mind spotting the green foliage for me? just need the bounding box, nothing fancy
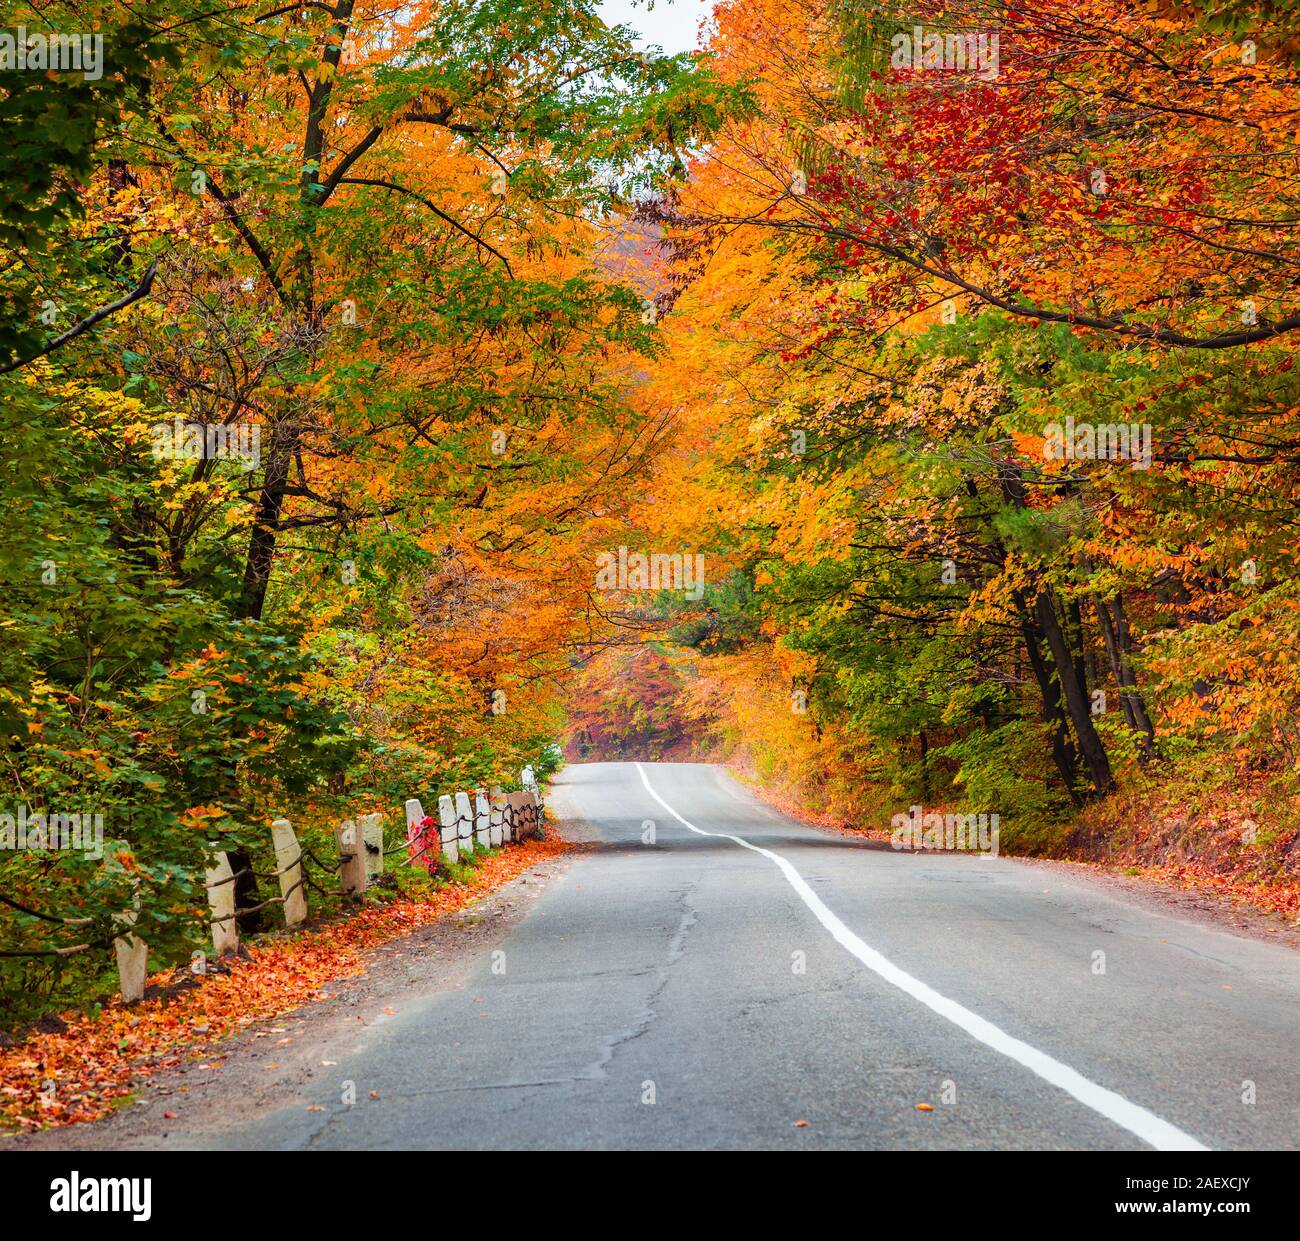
[1,0,743,1021]
[936,723,1074,852]
[0,367,360,1013]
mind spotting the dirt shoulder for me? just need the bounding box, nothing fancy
[2,836,577,1147]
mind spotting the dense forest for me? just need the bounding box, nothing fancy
[571,0,1300,904]
[4,0,1299,1031]
[0,0,737,1020]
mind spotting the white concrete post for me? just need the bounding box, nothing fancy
[454,791,474,852]
[506,792,525,840]
[360,812,384,879]
[271,818,308,927]
[205,852,239,956]
[336,819,366,896]
[521,765,537,795]
[114,903,148,1004]
[490,791,510,844]
[474,790,493,849]
[438,795,459,864]
[404,798,427,872]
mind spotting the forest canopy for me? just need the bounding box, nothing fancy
[4,0,1300,1018]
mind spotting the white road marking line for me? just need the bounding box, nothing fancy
[635,762,1209,1152]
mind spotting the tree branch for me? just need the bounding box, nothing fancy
[0,260,158,375]
[336,177,513,275]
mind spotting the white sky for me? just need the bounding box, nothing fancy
[597,0,715,54]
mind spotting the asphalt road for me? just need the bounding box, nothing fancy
[146,761,1300,1150]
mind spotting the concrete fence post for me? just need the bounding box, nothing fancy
[490,790,510,844]
[205,852,239,956]
[271,818,308,927]
[506,792,527,841]
[337,819,367,896]
[404,798,429,872]
[475,790,493,849]
[438,795,459,865]
[360,812,384,880]
[454,791,474,852]
[114,896,148,1004]
[481,790,501,847]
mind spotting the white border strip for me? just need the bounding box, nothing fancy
[635,762,1209,1152]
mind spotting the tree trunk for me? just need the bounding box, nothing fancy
[1034,587,1114,794]
[1093,591,1156,756]
[1110,591,1157,751]
[995,469,1113,796]
[107,159,135,269]
[226,846,264,935]
[1016,600,1083,806]
[237,435,292,620]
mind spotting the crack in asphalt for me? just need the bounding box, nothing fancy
[1161,940,1232,967]
[302,880,702,1146]
[738,979,850,1017]
[578,881,700,1081]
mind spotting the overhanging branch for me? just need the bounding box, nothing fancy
[0,260,158,375]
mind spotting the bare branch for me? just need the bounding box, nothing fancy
[337,177,513,275]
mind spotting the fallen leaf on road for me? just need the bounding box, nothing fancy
[915,1103,934,1112]
[793,1119,809,1128]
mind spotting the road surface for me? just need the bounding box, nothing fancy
[63,762,1300,1150]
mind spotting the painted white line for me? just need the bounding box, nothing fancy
[634,762,1209,1152]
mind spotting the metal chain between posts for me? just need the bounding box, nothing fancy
[229,871,310,917]
[0,938,114,958]
[386,797,543,872]
[0,892,96,926]
[203,866,251,889]
[391,810,469,870]
[304,871,337,898]
[2,791,544,961]
[0,894,130,957]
